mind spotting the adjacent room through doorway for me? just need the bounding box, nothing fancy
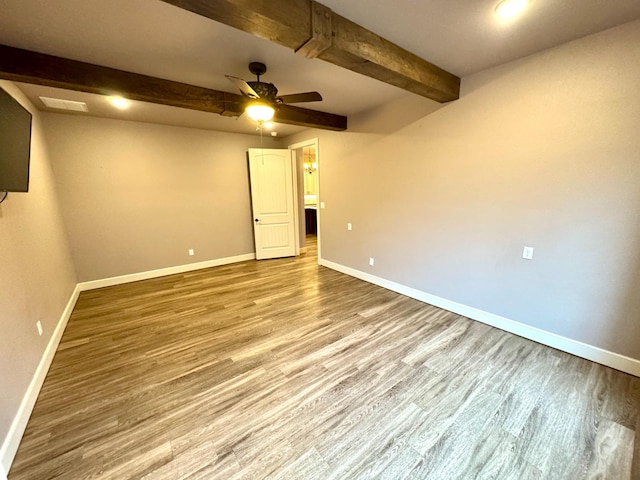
[290,138,319,260]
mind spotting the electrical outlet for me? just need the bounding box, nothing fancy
[36,321,43,336]
[188,248,195,256]
[522,246,534,260]
[347,223,352,231]
[369,257,375,266]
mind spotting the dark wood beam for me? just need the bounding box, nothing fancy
[275,104,346,131]
[0,44,243,116]
[322,15,459,103]
[159,0,461,103]
[0,44,347,131]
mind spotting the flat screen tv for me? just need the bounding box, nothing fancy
[0,86,32,192]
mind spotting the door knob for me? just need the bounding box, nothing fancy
[254,218,259,223]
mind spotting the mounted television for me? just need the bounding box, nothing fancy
[0,86,32,192]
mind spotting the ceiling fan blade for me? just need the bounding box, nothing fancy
[225,75,260,99]
[276,92,323,104]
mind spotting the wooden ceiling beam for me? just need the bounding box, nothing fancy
[159,0,461,103]
[0,44,244,116]
[0,44,347,131]
[275,104,347,131]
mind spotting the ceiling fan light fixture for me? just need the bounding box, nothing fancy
[496,0,528,18]
[246,101,275,122]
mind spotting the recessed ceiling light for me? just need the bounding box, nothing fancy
[108,96,130,109]
[496,0,528,18]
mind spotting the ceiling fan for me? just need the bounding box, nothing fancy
[226,62,323,122]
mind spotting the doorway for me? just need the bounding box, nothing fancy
[247,148,298,260]
[289,138,319,260]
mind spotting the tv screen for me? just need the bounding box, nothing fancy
[0,86,32,192]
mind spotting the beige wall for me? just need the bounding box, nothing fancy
[286,20,640,360]
[42,115,281,282]
[0,83,77,454]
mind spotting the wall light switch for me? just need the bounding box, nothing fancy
[369,257,375,266]
[522,246,534,260]
[347,223,352,231]
[320,202,325,209]
[36,321,43,336]
[188,248,195,256]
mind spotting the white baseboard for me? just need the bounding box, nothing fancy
[319,258,640,378]
[77,253,256,291]
[0,285,81,475]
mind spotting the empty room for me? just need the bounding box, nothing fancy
[1,0,640,478]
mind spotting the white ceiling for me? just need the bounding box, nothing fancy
[2,0,640,137]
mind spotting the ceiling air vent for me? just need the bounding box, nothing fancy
[39,96,89,112]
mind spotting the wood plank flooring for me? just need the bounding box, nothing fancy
[9,235,640,479]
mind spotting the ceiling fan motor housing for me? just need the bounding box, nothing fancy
[248,81,278,101]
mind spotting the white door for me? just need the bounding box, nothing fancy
[248,148,297,260]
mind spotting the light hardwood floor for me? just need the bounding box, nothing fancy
[9,236,640,479]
